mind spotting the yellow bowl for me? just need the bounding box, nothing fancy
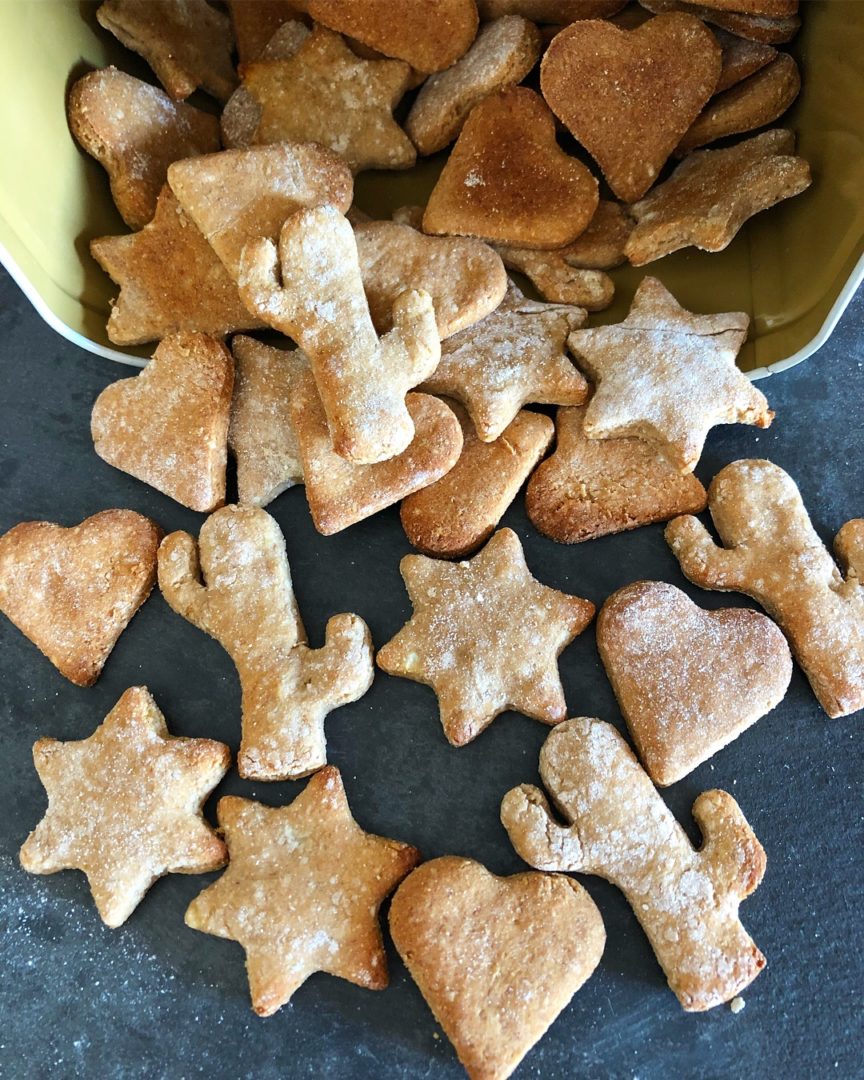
[0,0,862,374]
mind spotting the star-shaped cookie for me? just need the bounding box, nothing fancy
[235,26,416,172]
[625,128,811,265]
[19,687,230,928]
[185,766,420,1016]
[421,282,589,442]
[568,276,772,473]
[376,528,595,746]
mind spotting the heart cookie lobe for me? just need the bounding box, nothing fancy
[540,14,722,202]
[389,856,605,1080]
[597,581,792,785]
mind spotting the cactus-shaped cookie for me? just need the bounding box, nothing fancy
[501,718,766,1011]
[666,459,864,718]
[158,505,373,780]
[239,204,440,465]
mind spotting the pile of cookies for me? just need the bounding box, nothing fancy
[3,1,859,1077]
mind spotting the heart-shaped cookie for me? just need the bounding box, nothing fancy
[91,332,234,513]
[0,510,162,686]
[597,581,792,786]
[541,14,722,202]
[423,87,599,248]
[389,856,605,1080]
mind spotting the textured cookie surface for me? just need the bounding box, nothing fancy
[423,87,599,249]
[19,686,229,927]
[390,856,605,1080]
[597,580,792,785]
[184,767,420,1015]
[0,511,161,686]
[91,333,234,513]
[377,528,595,745]
[526,405,707,543]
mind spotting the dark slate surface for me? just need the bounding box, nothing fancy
[0,268,862,1080]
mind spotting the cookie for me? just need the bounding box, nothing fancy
[712,28,777,93]
[492,200,632,310]
[389,857,605,1080]
[677,52,800,154]
[67,67,220,230]
[354,218,507,339]
[638,0,800,44]
[376,528,595,746]
[540,14,722,202]
[19,687,228,927]
[568,276,771,473]
[478,0,626,17]
[0,510,161,687]
[305,0,479,73]
[422,282,589,442]
[91,332,234,513]
[291,371,463,535]
[405,16,542,156]
[158,505,374,780]
[229,336,305,508]
[501,718,767,1011]
[231,27,416,172]
[667,459,864,719]
[525,405,707,543]
[167,143,353,280]
[597,581,792,785]
[91,187,265,346]
[673,0,798,15]
[401,407,554,558]
[227,0,306,63]
[624,129,811,265]
[96,0,237,102]
[423,87,600,249]
[239,205,440,465]
[184,766,420,1015]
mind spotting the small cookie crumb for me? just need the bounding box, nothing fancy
[730,996,746,1014]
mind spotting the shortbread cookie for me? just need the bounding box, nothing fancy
[478,0,626,17]
[406,16,542,156]
[291,372,463,534]
[401,407,554,558]
[91,333,234,513]
[423,87,599,249]
[228,0,306,63]
[638,0,800,43]
[67,68,220,230]
[597,581,792,785]
[221,21,312,149]
[501,718,767,1011]
[713,28,777,93]
[0,511,161,687]
[667,459,864,719]
[540,14,722,202]
[158,505,374,780]
[354,219,507,339]
[96,0,237,102]
[422,282,589,442]
[677,52,800,154]
[240,205,440,465]
[389,857,605,1080]
[625,130,811,265]
[91,187,265,346]
[568,277,771,472]
[681,0,798,13]
[525,406,707,543]
[232,27,416,172]
[185,767,420,1014]
[306,0,479,73]
[19,687,228,927]
[229,337,305,508]
[377,528,595,746]
[167,143,353,280]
